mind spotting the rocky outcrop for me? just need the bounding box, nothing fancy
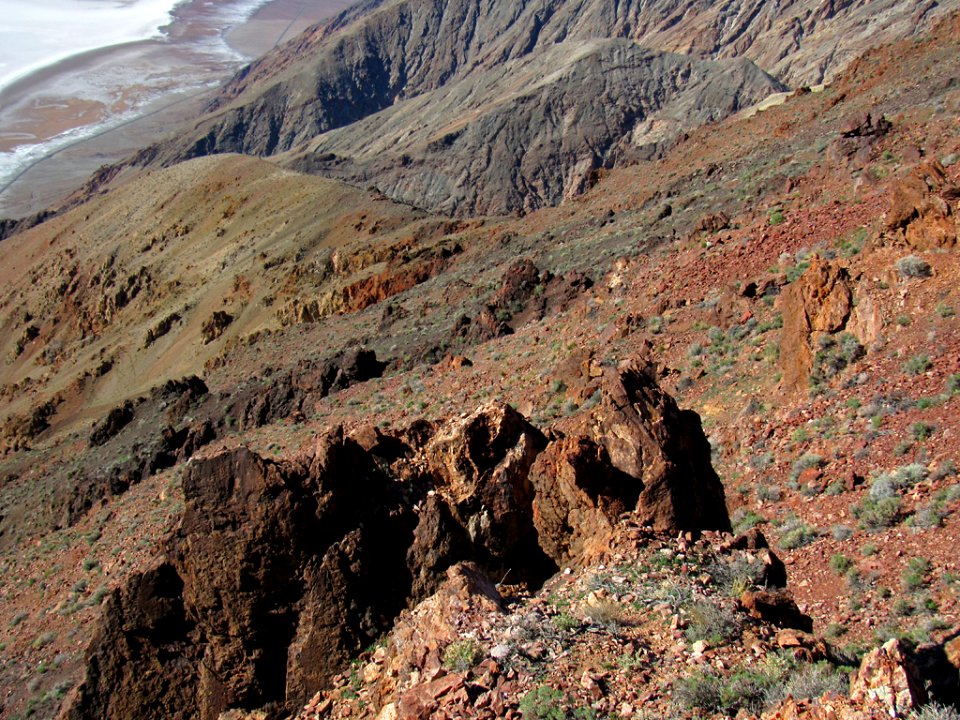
[229,348,387,430]
[777,258,854,394]
[849,639,929,716]
[201,310,233,344]
[68,362,729,720]
[88,401,135,447]
[529,436,639,567]
[740,590,813,632]
[590,361,731,534]
[884,160,959,250]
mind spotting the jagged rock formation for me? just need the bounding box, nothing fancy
[884,159,959,250]
[115,0,959,216]
[66,361,728,719]
[777,258,854,394]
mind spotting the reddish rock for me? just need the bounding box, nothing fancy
[423,403,555,584]
[201,310,233,344]
[529,435,638,567]
[693,211,731,235]
[884,160,958,249]
[849,639,928,715]
[777,258,853,393]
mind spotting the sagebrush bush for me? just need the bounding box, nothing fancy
[442,639,482,673]
[852,496,902,529]
[897,255,932,279]
[685,600,741,645]
[910,704,960,720]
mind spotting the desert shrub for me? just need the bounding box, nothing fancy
[830,554,853,575]
[910,422,936,442]
[903,558,932,591]
[904,354,932,375]
[931,460,957,482]
[778,517,819,549]
[831,524,854,541]
[765,661,850,706]
[685,600,741,645]
[811,333,865,388]
[583,599,628,633]
[910,704,960,720]
[897,255,932,279]
[909,498,949,529]
[518,686,596,720]
[769,209,786,226]
[791,453,825,481]
[676,655,848,716]
[757,483,782,502]
[852,496,902,529]
[442,639,482,673]
[552,613,580,632]
[709,555,770,595]
[731,507,766,533]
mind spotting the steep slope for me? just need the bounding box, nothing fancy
[1,9,960,720]
[0,154,455,430]
[119,0,958,216]
[286,43,782,215]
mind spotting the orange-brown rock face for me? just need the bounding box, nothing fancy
[885,160,959,250]
[777,258,854,393]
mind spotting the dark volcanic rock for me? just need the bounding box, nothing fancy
[88,401,136,447]
[592,360,731,533]
[68,365,731,719]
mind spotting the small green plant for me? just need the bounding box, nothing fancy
[936,303,956,318]
[584,598,628,633]
[903,558,932,591]
[731,507,766,533]
[685,600,741,645]
[675,654,848,716]
[810,333,865,389]
[769,209,786,226]
[778,517,819,549]
[830,554,853,575]
[791,453,825,481]
[852,496,902,529]
[518,686,596,720]
[904,355,933,376]
[553,612,580,632]
[442,639,482,673]
[947,374,960,394]
[912,422,935,442]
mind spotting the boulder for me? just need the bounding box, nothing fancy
[591,361,731,533]
[884,161,958,250]
[529,436,639,566]
[777,258,853,393]
[201,310,233,344]
[850,639,928,715]
[423,403,555,584]
[740,590,813,632]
